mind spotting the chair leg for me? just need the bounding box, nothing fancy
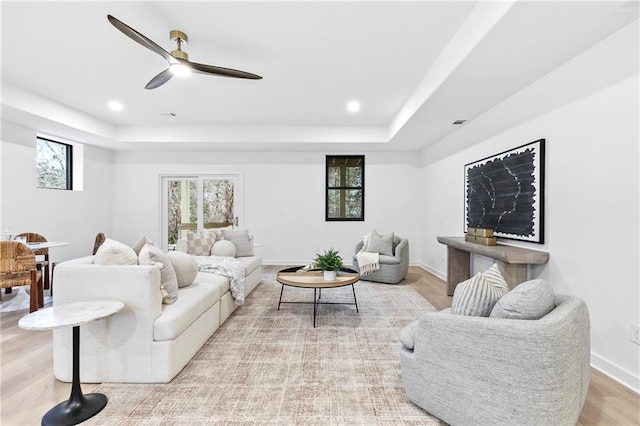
[29,271,38,313]
[37,272,44,308]
[50,262,56,296]
[43,254,50,290]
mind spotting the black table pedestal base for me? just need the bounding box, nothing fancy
[42,392,107,426]
[42,325,107,425]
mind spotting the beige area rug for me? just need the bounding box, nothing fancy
[91,274,443,425]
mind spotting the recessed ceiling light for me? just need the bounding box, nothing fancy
[347,101,360,113]
[107,100,123,112]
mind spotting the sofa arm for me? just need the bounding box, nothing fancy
[54,260,163,320]
[52,258,164,382]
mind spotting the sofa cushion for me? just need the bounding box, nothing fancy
[167,251,198,288]
[186,231,216,256]
[235,255,262,277]
[139,244,179,304]
[211,240,236,257]
[451,265,509,317]
[196,270,230,294]
[378,254,401,265]
[154,274,227,341]
[490,279,556,320]
[94,238,138,265]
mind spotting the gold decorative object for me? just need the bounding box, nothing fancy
[465,234,497,246]
[467,227,494,237]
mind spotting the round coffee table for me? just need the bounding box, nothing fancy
[276,266,359,327]
[19,299,124,426]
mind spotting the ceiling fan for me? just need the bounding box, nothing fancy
[107,14,262,89]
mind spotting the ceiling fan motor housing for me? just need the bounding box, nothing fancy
[170,30,189,60]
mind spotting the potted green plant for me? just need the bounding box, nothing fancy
[314,248,344,280]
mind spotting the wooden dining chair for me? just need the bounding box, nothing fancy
[93,232,106,255]
[0,241,44,312]
[14,232,51,291]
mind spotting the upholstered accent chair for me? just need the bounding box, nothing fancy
[0,241,44,312]
[352,236,409,284]
[399,294,590,425]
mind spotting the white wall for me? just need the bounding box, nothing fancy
[418,23,639,391]
[110,151,421,265]
[0,121,113,261]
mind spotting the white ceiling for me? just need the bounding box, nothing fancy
[1,1,638,152]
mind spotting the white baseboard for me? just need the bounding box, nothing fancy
[591,352,640,394]
[415,262,447,281]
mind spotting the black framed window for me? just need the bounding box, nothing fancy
[326,155,364,221]
[36,137,73,190]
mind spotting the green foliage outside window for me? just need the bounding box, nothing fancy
[36,137,72,190]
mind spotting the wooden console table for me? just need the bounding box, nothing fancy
[437,236,549,296]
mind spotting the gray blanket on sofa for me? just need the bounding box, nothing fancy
[195,255,245,306]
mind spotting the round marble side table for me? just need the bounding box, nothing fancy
[19,299,124,426]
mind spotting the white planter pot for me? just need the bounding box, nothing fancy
[323,270,337,281]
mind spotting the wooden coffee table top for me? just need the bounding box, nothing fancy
[276,267,359,289]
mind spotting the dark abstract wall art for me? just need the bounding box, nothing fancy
[464,139,545,243]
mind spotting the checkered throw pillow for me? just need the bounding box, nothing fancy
[186,231,216,256]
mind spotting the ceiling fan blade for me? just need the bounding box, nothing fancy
[188,61,262,80]
[145,68,174,89]
[107,14,174,63]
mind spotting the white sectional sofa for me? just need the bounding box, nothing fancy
[52,251,261,383]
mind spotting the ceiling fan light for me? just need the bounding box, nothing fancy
[170,63,191,77]
[347,101,361,113]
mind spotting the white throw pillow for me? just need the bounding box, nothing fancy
[94,238,138,265]
[211,240,236,257]
[167,251,199,288]
[139,243,179,304]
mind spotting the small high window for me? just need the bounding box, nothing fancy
[326,155,364,221]
[36,137,73,190]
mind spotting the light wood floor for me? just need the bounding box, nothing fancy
[1,266,638,425]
